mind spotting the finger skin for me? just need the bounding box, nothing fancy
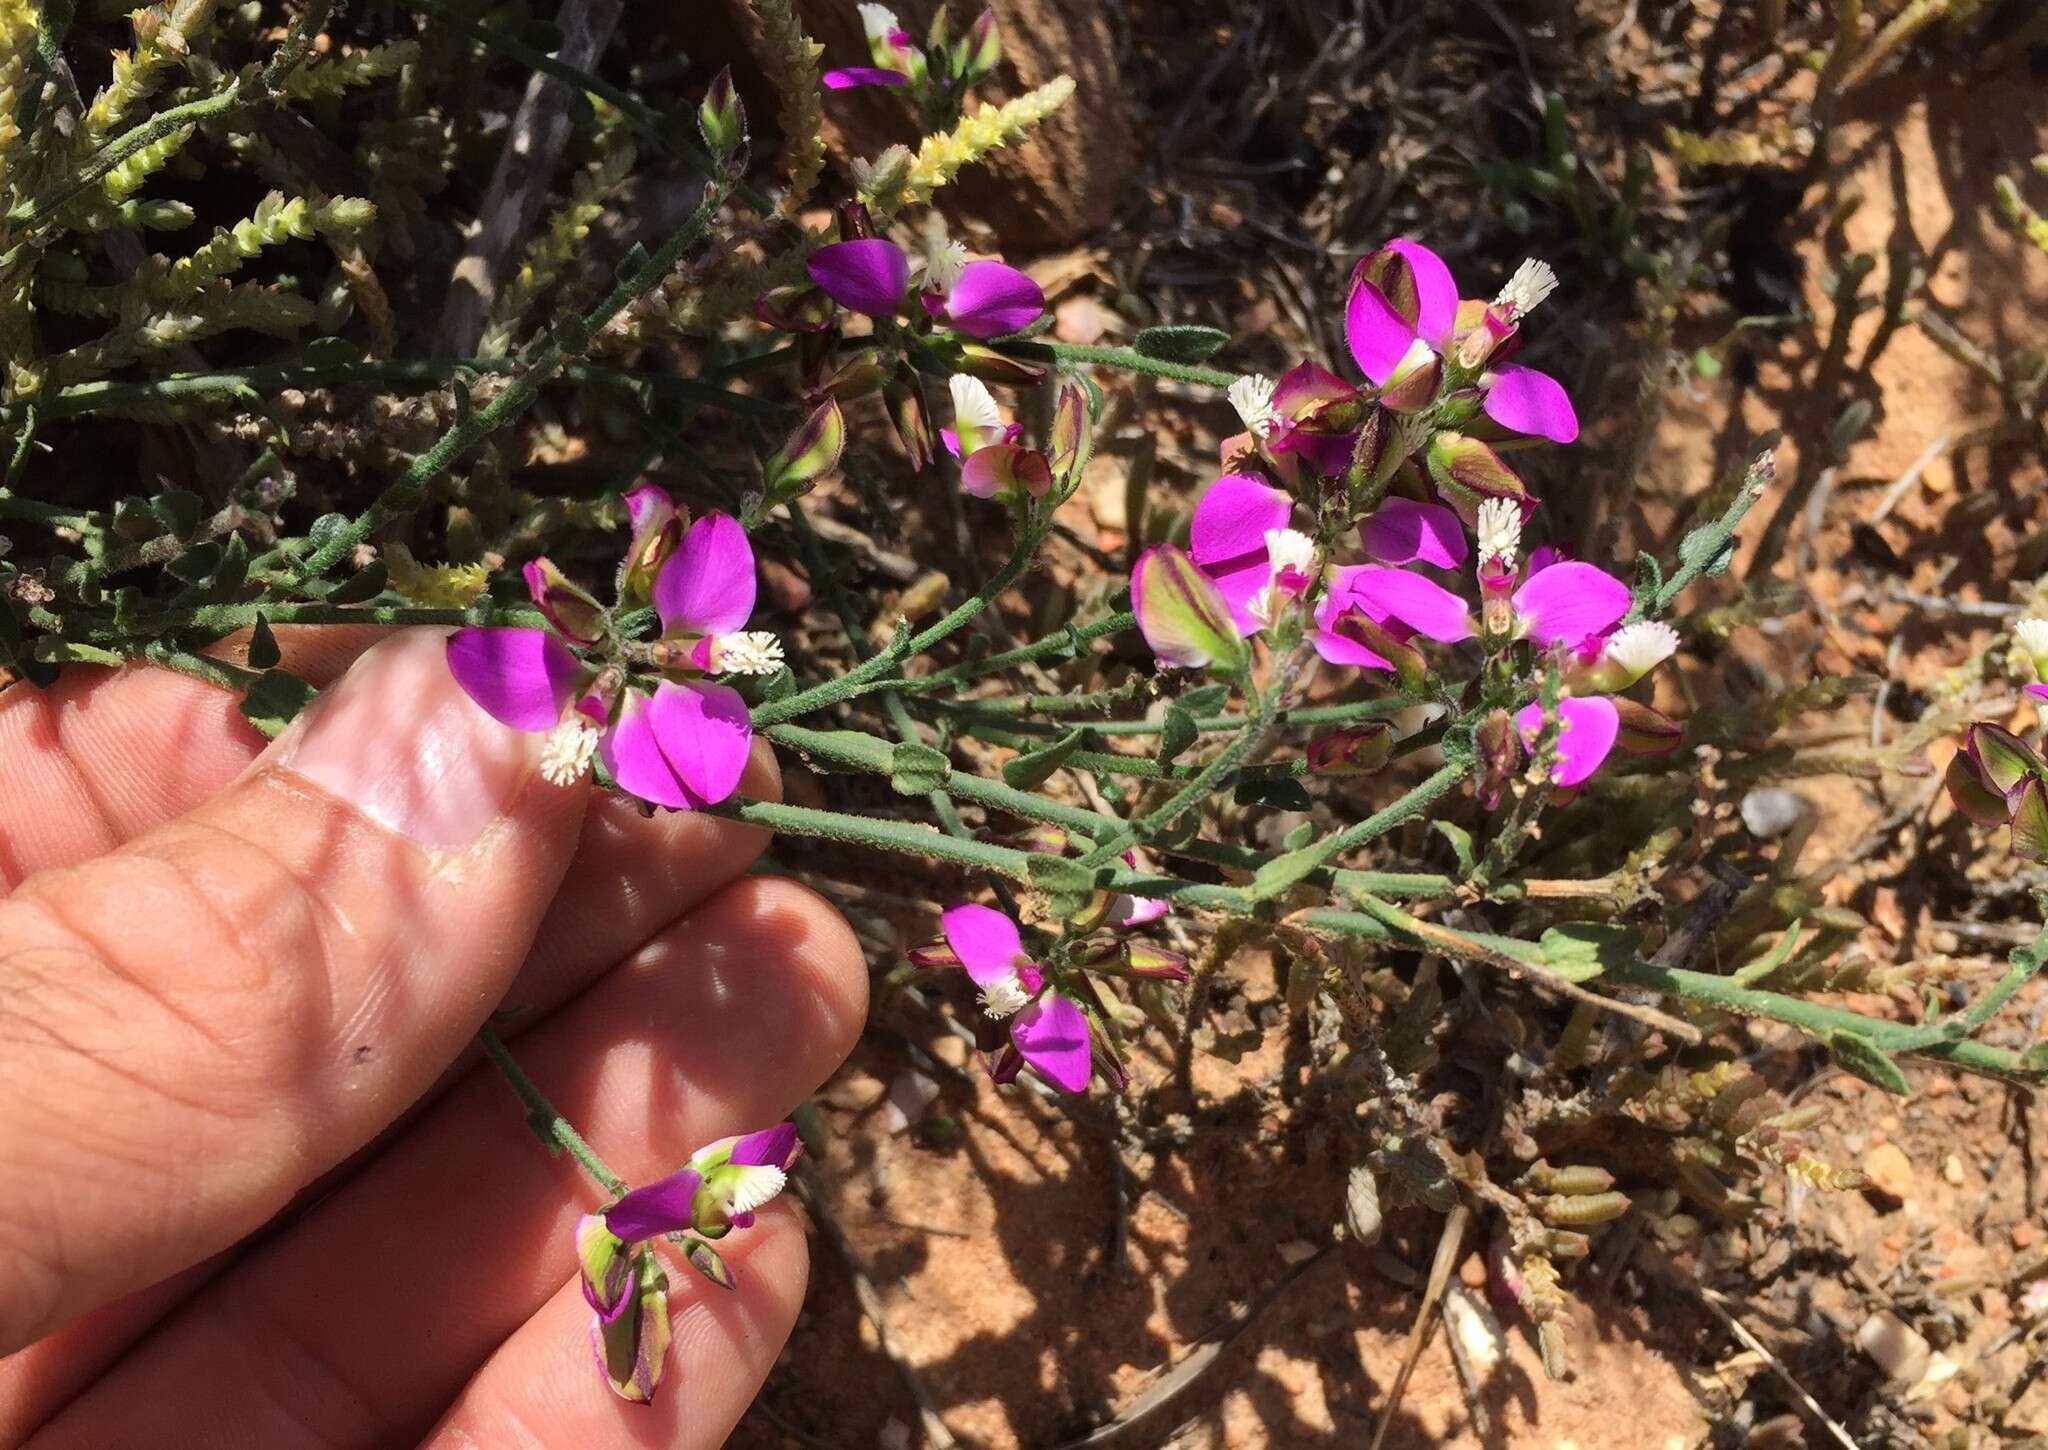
[29,876,865,1450]
[421,1212,807,1450]
[0,632,587,1354]
[0,628,383,889]
[0,633,779,1424]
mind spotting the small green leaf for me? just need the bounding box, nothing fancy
[153,487,203,538]
[1251,842,1326,901]
[1026,853,1097,919]
[1131,324,1230,364]
[1179,683,1231,715]
[307,513,352,553]
[1536,922,1639,983]
[1155,705,1197,767]
[2017,1041,2048,1077]
[1234,776,1313,811]
[1003,728,1088,790]
[239,668,319,737]
[1432,820,1476,875]
[247,614,281,670]
[166,540,223,583]
[1692,347,1722,379]
[1283,820,1315,851]
[1827,1031,1910,1096]
[889,742,952,795]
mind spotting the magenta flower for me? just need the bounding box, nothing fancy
[446,491,780,811]
[807,236,1044,339]
[938,903,1094,1092]
[822,3,920,88]
[1186,474,1317,634]
[2016,619,2048,704]
[946,374,1051,498]
[1344,240,1578,444]
[576,1124,802,1402]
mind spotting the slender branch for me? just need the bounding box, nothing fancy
[477,1026,626,1195]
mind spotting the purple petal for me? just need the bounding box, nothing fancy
[624,483,677,536]
[1270,424,1357,479]
[1515,695,1620,788]
[1009,993,1093,1092]
[1511,561,1630,648]
[1361,497,1469,569]
[1271,360,1354,419]
[1345,239,1458,383]
[2027,683,2048,702]
[1189,474,1292,633]
[1339,565,1474,643]
[729,1122,802,1171]
[1312,619,1392,671]
[960,443,1052,499]
[446,628,583,731]
[654,512,756,637]
[600,681,752,810]
[1345,276,1420,386]
[943,260,1044,339]
[941,902,1028,986]
[1385,239,1458,345]
[604,1168,703,1244]
[1104,894,1169,927]
[822,65,909,88]
[1482,364,1579,444]
[806,238,910,317]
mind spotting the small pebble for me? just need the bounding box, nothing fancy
[1942,1154,1966,1187]
[1443,1285,1504,1372]
[883,1071,941,1134]
[1740,787,1809,838]
[1857,1310,1932,1385]
[1863,1142,1915,1200]
[1276,1238,1319,1266]
[878,1418,913,1450]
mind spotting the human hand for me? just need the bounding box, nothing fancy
[0,628,865,1447]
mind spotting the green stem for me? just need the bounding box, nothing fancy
[900,605,1135,692]
[994,340,1237,389]
[477,1026,626,1195]
[749,523,1045,729]
[933,693,1415,737]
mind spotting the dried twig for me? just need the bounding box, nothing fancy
[1368,1200,1470,1450]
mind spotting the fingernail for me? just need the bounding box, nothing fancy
[274,629,544,849]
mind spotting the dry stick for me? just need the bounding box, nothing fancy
[1640,1247,1859,1450]
[1867,431,1952,526]
[790,1166,960,1450]
[1339,897,1705,1045]
[437,0,625,355]
[1368,1201,1470,1450]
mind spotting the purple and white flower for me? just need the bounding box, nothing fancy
[1344,239,1578,444]
[806,236,1044,339]
[2015,618,2048,704]
[822,4,920,88]
[446,488,776,811]
[576,1124,803,1402]
[947,374,1051,498]
[935,903,1095,1092]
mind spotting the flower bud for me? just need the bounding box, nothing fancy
[1964,721,2046,797]
[1049,382,1092,486]
[1306,722,1395,775]
[885,371,936,471]
[763,398,846,502]
[953,342,1048,388]
[576,1213,631,1322]
[697,67,746,157]
[593,1251,672,1403]
[818,352,886,401]
[1425,430,1529,526]
[2012,777,2048,861]
[907,936,962,969]
[1475,707,1517,809]
[1610,697,1683,757]
[960,7,1001,80]
[524,556,606,645]
[1122,940,1191,981]
[618,484,682,602]
[1131,545,1250,674]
